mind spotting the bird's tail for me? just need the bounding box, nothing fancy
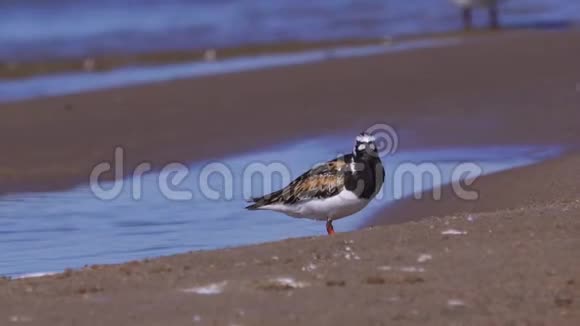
[244,189,283,210]
[245,196,262,210]
[245,202,261,210]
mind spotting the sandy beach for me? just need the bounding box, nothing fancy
[1,28,579,324]
[1,157,579,324]
[1,29,579,196]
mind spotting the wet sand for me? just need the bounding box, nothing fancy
[368,153,580,227]
[1,154,579,324]
[0,27,558,79]
[0,38,388,79]
[1,29,579,196]
[1,29,580,324]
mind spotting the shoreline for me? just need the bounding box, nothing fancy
[1,27,579,324]
[1,25,573,80]
[2,181,579,324]
[369,152,580,227]
[2,149,577,279]
[1,29,579,197]
[0,38,462,103]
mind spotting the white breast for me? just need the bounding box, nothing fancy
[258,190,370,221]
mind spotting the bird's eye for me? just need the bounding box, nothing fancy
[369,144,376,150]
[357,144,366,151]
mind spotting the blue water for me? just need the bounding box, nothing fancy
[0,38,459,103]
[0,133,565,277]
[1,0,578,61]
[0,0,575,279]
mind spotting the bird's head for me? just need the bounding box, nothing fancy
[353,132,379,158]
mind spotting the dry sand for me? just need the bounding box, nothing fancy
[0,29,579,325]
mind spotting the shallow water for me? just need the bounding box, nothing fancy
[0,133,566,277]
[0,0,578,61]
[0,39,459,103]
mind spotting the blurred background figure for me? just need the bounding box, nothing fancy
[451,0,506,30]
[2,0,578,65]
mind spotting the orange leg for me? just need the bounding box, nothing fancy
[326,219,335,235]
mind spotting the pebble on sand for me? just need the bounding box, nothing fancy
[204,49,217,61]
[9,315,33,323]
[301,263,317,272]
[417,254,433,263]
[181,281,227,295]
[378,266,425,273]
[441,229,468,235]
[447,299,466,307]
[257,277,309,290]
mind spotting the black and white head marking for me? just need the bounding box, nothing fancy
[353,132,378,157]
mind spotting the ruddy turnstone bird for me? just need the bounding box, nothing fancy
[246,133,385,235]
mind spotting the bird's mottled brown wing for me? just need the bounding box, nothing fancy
[246,157,349,209]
